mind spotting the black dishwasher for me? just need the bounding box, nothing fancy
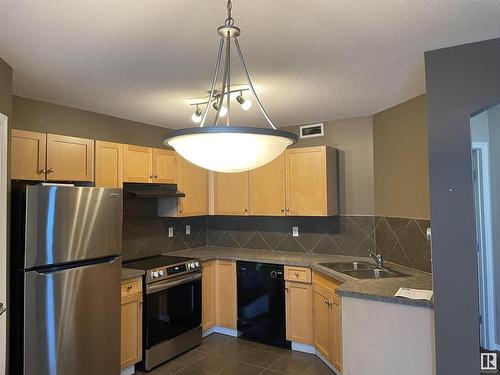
[237,261,290,348]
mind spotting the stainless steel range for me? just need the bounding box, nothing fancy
[124,255,202,371]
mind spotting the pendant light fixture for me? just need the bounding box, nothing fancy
[163,0,297,173]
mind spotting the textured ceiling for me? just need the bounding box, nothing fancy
[1,1,500,129]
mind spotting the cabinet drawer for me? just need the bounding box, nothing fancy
[121,277,142,297]
[285,266,311,283]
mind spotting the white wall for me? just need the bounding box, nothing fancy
[342,297,435,375]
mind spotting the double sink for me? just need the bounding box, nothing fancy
[318,261,408,279]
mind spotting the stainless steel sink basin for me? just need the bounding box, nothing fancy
[318,261,375,272]
[342,268,408,279]
[318,261,409,279]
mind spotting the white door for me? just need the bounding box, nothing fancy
[0,113,8,374]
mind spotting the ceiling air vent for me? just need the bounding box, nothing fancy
[300,123,324,139]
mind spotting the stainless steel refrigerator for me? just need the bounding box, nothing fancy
[10,185,123,375]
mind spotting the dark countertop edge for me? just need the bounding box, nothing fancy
[168,247,434,309]
[121,268,145,280]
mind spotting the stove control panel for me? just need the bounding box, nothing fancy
[147,260,201,283]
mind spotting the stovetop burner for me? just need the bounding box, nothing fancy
[124,255,201,283]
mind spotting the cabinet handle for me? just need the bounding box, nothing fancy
[324,300,328,305]
[127,284,133,290]
[38,169,46,174]
[295,272,299,277]
[244,208,248,213]
[179,210,183,214]
[154,175,158,178]
[47,168,54,173]
[280,208,285,213]
[149,175,153,179]
[286,208,290,212]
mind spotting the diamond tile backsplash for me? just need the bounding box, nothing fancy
[207,215,432,273]
[122,198,431,273]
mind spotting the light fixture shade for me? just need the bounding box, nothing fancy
[164,127,297,173]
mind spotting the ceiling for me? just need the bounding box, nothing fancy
[1,1,500,129]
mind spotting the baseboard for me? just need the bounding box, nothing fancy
[120,365,135,375]
[315,351,340,375]
[203,326,239,338]
[291,342,316,354]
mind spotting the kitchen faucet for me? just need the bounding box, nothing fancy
[368,249,384,268]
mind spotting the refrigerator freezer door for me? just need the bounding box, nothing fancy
[24,257,121,375]
[25,186,122,268]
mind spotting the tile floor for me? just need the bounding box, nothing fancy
[139,333,334,375]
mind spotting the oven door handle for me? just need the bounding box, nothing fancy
[146,272,201,294]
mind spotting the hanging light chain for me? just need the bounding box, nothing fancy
[225,0,234,26]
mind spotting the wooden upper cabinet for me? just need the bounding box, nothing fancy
[95,141,122,188]
[46,134,94,181]
[214,172,249,215]
[249,153,286,216]
[11,129,46,180]
[123,144,152,183]
[152,148,176,183]
[177,155,208,216]
[285,146,338,216]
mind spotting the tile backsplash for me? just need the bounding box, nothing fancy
[207,215,432,273]
[122,199,431,273]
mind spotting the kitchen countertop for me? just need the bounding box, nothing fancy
[170,246,433,308]
[121,268,145,280]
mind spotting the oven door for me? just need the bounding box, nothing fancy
[145,272,202,348]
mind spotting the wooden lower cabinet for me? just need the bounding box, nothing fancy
[215,260,237,329]
[202,260,216,330]
[312,272,342,372]
[121,277,143,369]
[285,280,313,344]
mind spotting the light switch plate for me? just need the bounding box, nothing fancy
[168,227,174,238]
[186,225,191,235]
[292,226,299,237]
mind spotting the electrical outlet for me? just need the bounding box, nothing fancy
[292,226,299,237]
[186,225,191,235]
[168,227,174,238]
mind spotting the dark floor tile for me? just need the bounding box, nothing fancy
[218,360,266,374]
[260,370,284,375]
[268,351,317,374]
[139,360,184,374]
[240,349,282,368]
[303,361,335,375]
[188,354,229,374]
[171,347,209,366]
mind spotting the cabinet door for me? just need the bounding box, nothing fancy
[202,260,216,331]
[152,148,176,183]
[332,299,342,372]
[214,172,249,215]
[95,141,122,188]
[286,146,327,216]
[121,292,142,369]
[285,281,313,344]
[177,155,208,216]
[46,134,94,181]
[313,285,333,359]
[249,153,286,216]
[11,129,46,180]
[216,260,237,329]
[123,144,152,183]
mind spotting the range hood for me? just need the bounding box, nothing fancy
[126,183,185,198]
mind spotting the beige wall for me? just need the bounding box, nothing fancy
[282,116,374,216]
[0,59,12,118]
[12,96,171,149]
[373,95,430,219]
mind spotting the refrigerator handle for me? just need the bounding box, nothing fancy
[33,256,120,275]
[0,302,5,316]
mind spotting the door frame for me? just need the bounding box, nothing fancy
[472,142,498,350]
[0,113,8,374]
